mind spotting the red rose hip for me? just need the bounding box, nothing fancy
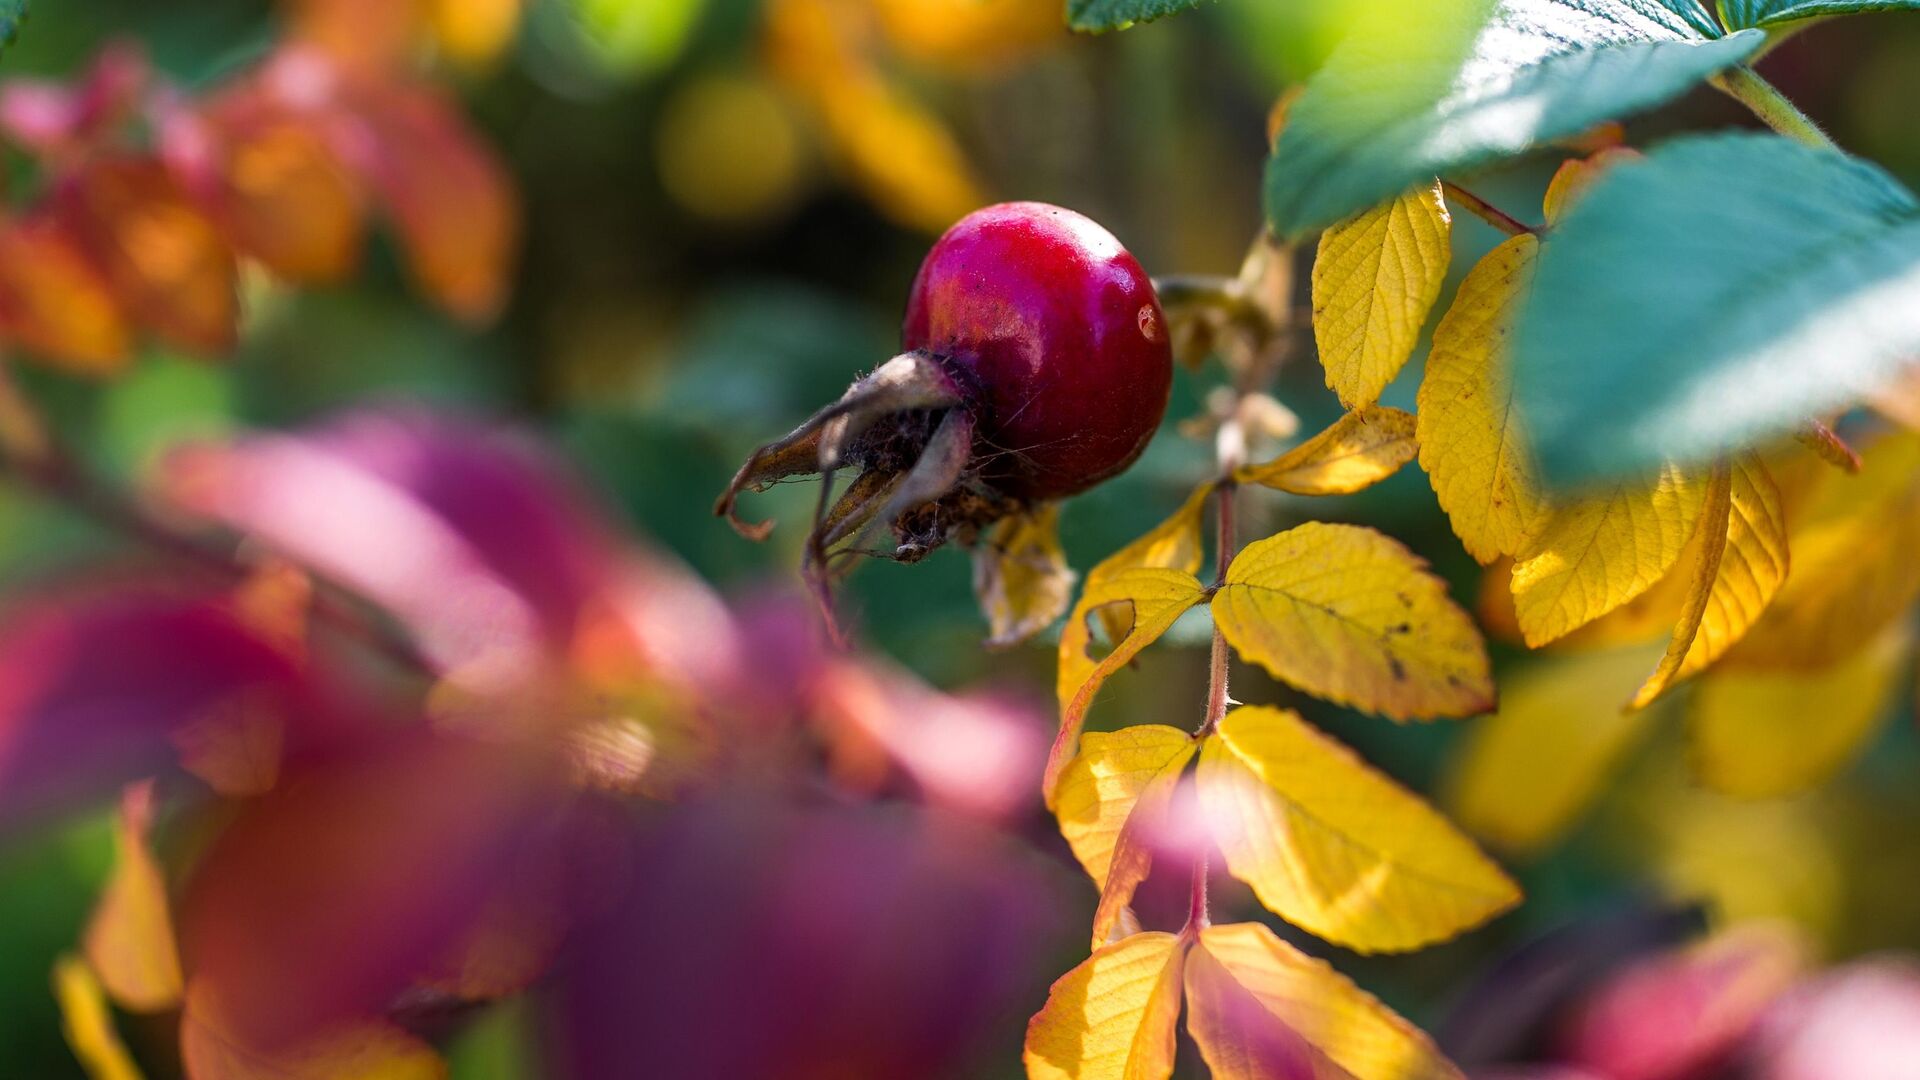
[903,202,1172,500]
[717,202,1172,637]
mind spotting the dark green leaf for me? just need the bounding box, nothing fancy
[1264,0,1760,234]
[1513,133,1920,486]
[1720,0,1920,28]
[1067,0,1209,31]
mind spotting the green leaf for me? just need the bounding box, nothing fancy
[1721,0,1920,29]
[1513,133,1920,486]
[1264,0,1760,234]
[1067,0,1208,32]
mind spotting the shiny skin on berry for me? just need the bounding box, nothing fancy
[903,201,1172,500]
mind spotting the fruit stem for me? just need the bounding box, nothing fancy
[1439,181,1537,237]
[1711,65,1837,150]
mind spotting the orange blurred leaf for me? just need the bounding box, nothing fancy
[180,981,445,1080]
[0,216,132,374]
[83,781,183,1013]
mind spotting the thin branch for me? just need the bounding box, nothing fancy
[1440,180,1538,237]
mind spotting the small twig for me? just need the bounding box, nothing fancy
[1711,65,1837,150]
[1440,180,1538,237]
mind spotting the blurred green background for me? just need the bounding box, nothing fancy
[4,1,1920,1075]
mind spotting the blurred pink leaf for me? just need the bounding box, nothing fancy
[1747,956,1920,1080]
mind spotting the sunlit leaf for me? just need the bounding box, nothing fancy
[84,782,182,1013]
[180,981,446,1080]
[1630,454,1788,707]
[1265,0,1760,233]
[974,503,1077,648]
[1541,147,1643,226]
[1691,626,1908,798]
[1186,922,1464,1080]
[1418,234,1554,564]
[1511,463,1706,647]
[1052,725,1197,947]
[1446,645,1665,854]
[1720,0,1920,28]
[1048,568,1209,802]
[1723,430,1920,669]
[872,0,1063,69]
[1200,705,1520,952]
[1067,0,1208,31]
[1024,931,1186,1080]
[1514,134,1920,485]
[1213,523,1493,721]
[53,956,144,1080]
[1311,183,1451,408]
[1235,406,1418,496]
[1086,482,1212,645]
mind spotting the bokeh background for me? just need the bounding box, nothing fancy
[3,0,1920,1075]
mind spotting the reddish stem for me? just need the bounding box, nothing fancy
[1440,180,1537,237]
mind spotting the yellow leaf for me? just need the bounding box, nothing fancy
[1312,183,1452,408]
[1445,645,1665,855]
[1024,932,1186,1080]
[1541,147,1643,226]
[974,503,1077,649]
[1086,482,1213,647]
[1053,725,1198,948]
[84,782,182,1012]
[1417,234,1554,565]
[1186,923,1463,1080]
[1630,455,1789,708]
[1235,406,1417,496]
[1724,431,1920,670]
[53,955,143,1080]
[1199,706,1519,953]
[1212,523,1492,721]
[1047,569,1209,804]
[1510,462,1706,648]
[1691,627,1907,799]
[180,982,446,1080]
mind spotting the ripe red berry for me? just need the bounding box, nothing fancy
[903,202,1172,500]
[718,202,1171,637]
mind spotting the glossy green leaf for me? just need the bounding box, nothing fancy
[1067,0,1209,32]
[1264,0,1760,234]
[1513,133,1920,486]
[1720,0,1920,28]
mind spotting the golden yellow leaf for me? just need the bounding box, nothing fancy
[1185,923,1463,1080]
[52,955,143,1080]
[1724,431,1920,670]
[1024,932,1187,1080]
[1047,568,1209,804]
[1212,523,1492,721]
[1630,455,1789,708]
[1510,462,1706,648]
[974,503,1077,649]
[1417,234,1554,565]
[1053,725,1198,948]
[1541,147,1643,226]
[1691,627,1908,799]
[1312,183,1452,408]
[1445,645,1665,855]
[1086,482,1213,648]
[84,782,182,1013]
[1235,406,1417,496]
[180,981,446,1080]
[1199,706,1519,953]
